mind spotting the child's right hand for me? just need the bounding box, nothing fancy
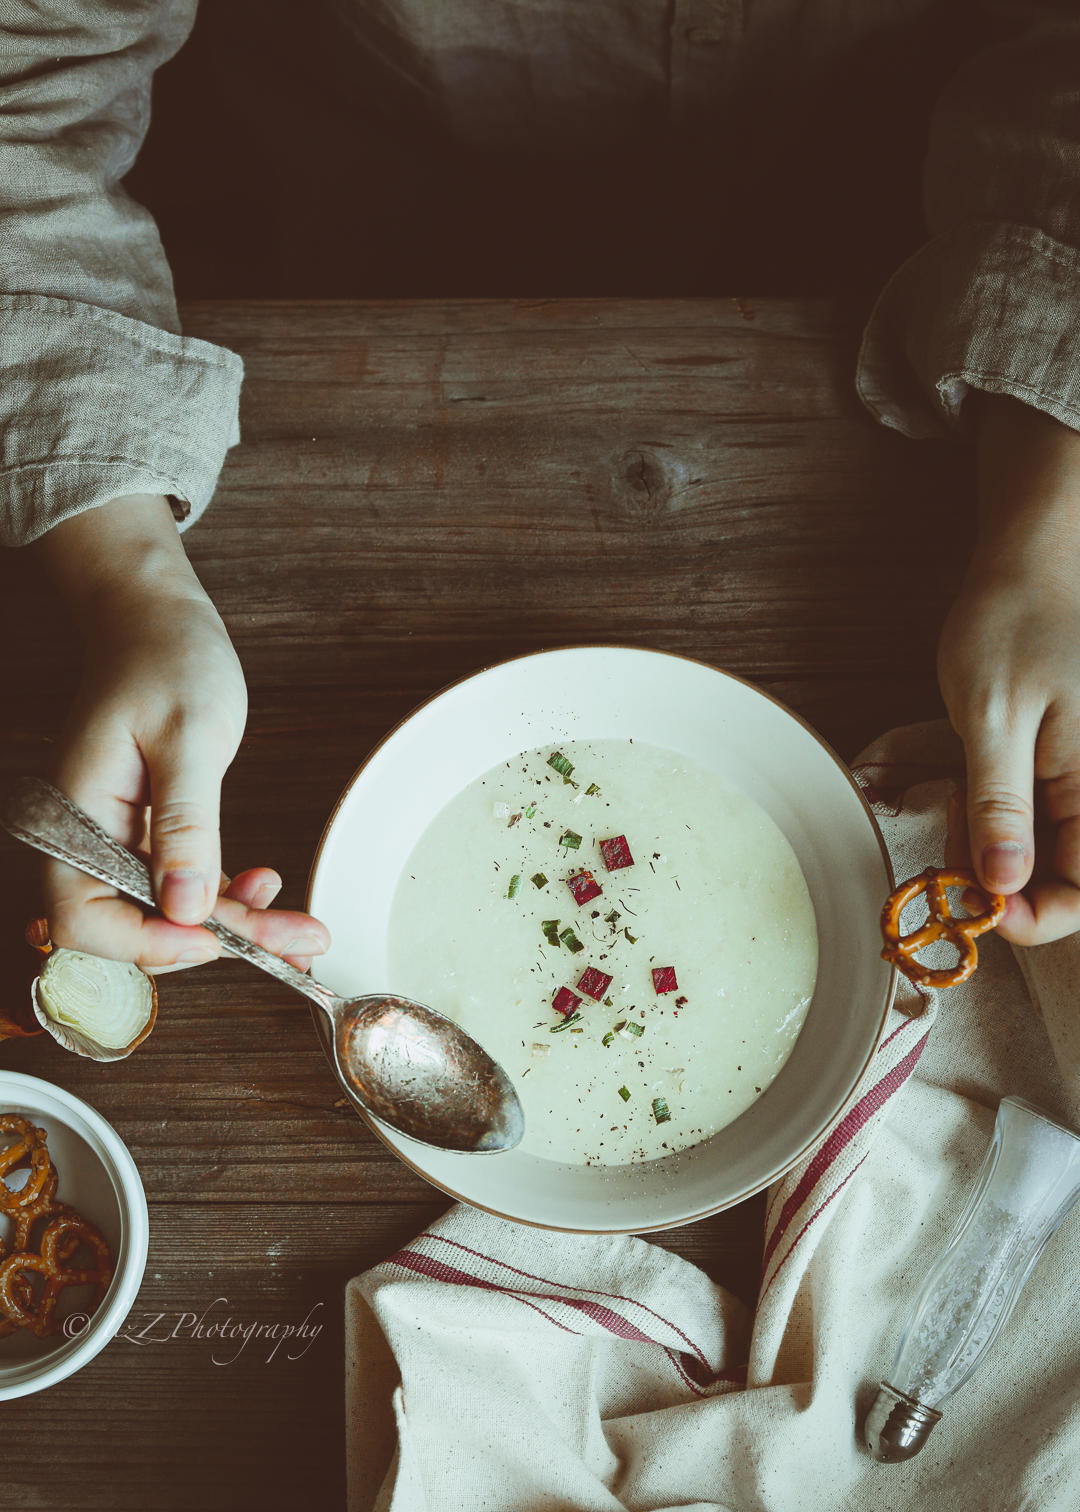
[33,495,331,972]
[937,396,1080,946]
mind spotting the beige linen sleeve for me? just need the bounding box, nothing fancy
[856,2,1080,439]
[0,0,243,547]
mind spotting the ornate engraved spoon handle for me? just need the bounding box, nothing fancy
[1,776,339,1015]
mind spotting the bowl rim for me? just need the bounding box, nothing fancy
[305,643,897,1232]
[0,1070,149,1399]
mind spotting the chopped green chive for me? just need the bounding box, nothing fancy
[547,752,574,778]
[559,926,585,954]
[624,1021,644,1038]
[550,1011,581,1033]
[531,872,549,890]
[559,830,582,850]
[652,1097,671,1124]
[618,1085,631,1102]
[605,909,621,926]
[542,919,562,948]
[601,1031,616,1047]
[586,783,601,796]
[624,928,638,944]
[602,996,613,1007]
[525,803,537,818]
[507,874,521,898]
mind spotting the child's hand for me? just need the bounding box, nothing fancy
[939,570,1080,944]
[33,496,331,970]
[938,397,1080,946]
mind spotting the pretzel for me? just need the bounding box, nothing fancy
[0,1113,45,1147]
[0,1120,65,1240]
[880,867,1006,989]
[0,1212,112,1338]
[0,1118,51,1337]
[0,1201,88,1336]
[0,1235,32,1339]
[0,1114,110,1339]
[9,1175,82,1261]
[0,1116,53,1213]
[0,1114,47,1170]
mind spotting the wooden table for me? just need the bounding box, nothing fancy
[0,299,974,1509]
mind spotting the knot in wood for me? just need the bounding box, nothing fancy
[613,448,673,518]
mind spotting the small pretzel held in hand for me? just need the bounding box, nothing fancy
[880,867,1006,989]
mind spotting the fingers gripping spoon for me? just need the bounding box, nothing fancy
[2,777,524,1154]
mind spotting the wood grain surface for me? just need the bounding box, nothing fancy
[0,298,976,1510]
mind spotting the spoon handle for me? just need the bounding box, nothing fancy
[1,777,340,1015]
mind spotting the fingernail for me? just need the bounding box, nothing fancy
[982,842,1027,889]
[287,956,313,974]
[163,869,209,925]
[253,880,282,909]
[284,933,326,955]
[178,943,218,965]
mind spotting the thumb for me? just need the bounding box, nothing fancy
[146,723,226,926]
[963,713,1038,894]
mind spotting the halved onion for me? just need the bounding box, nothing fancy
[32,947,157,1062]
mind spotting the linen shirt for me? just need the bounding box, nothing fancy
[1,0,1078,547]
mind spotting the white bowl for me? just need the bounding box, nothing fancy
[307,646,895,1232]
[0,1071,148,1399]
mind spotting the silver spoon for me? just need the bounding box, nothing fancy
[1,777,524,1154]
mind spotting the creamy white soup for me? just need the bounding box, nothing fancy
[387,739,818,1165]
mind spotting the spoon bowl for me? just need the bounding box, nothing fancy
[1,777,524,1155]
[333,995,523,1151]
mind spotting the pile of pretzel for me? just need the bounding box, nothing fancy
[0,1114,112,1339]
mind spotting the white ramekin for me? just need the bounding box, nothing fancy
[0,1070,148,1399]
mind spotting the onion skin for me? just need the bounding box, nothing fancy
[0,920,51,1041]
[0,1001,44,1042]
[27,922,158,1062]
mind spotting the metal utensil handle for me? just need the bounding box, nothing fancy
[1,776,339,1014]
[2,776,157,907]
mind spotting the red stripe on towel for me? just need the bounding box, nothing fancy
[424,1233,712,1369]
[877,1015,918,1055]
[386,1249,581,1334]
[761,1031,930,1273]
[388,1249,656,1348]
[555,1295,656,1345]
[385,1244,726,1395]
[760,1156,868,1300]
[760,1018,914,1229]
[668,1349,707,1398]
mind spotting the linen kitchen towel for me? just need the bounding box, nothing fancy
[345,720,1080,1512]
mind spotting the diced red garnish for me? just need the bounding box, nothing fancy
[566,869,602,906]
[576,967,613,1001]
[599,835,634,872]
[652,966,678,995]
[552,986,582,1017]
